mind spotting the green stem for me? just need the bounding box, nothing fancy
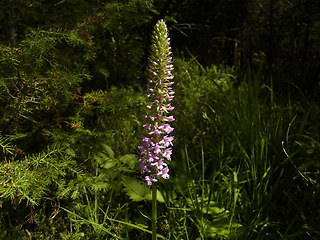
[152,183,157,240]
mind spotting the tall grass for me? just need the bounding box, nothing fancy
[170,59,320,239]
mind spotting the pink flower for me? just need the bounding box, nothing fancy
[143,124,151,130]
[165,105,175,111]
[160,167,169,179]
[165,116,175,122]
[142,114,148,119]
[141,136,152,147]
[153,143,164,154]
[163,148,172,161]
[158,124,174,134]
[149,129,163,135]
[160,136,174,147]
[138,19,175,186]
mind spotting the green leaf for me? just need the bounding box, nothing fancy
[119,154,137,169]
[122,177,164,202]
[205,218,243,238]
[101,158,115,169]
[102,144,114,159]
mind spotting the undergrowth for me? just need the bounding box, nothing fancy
[0,57,319,239]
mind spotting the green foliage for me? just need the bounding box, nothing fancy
[0,0,319,238]
[122,177,164,202]
[77,0,158,87]
[0,134,14,156]
[53,141,142,239]
[0,8,147,235]
[144,60,318,239]
[160,145,243,239]
[0,28,93,154]
[0,146,78,206]
[0,144,80,239]
[173,56,235,148]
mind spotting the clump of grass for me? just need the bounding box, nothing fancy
[170,60,320,239]
[211,72,319,239]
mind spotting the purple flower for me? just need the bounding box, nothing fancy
[165,104,175,111]
[138,145,147,153]
[165,116,175,122]
[145,176,158,186]
[138,19,175,186]
[149,129,163,135]
[158,124,174,134]
[153,143,164,154]
[143,124,151,130]
[163,148,172,161]
[160,167,169,179]
[160,136,174,147]
[140,136,152,147]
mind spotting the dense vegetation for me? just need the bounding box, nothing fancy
[0,0,319,239]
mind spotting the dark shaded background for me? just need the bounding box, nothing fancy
[1,0,319,95]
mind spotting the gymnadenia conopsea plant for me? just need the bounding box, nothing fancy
[138,19,175,187]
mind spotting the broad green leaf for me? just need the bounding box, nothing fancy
[205,218,242,238]
[119,154,137,169]
[122,177,150,201]
[101,144,114,159]
[122,177,164,202]
[101,158,115,169]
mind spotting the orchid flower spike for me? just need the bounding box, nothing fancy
[138,19,175,186]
